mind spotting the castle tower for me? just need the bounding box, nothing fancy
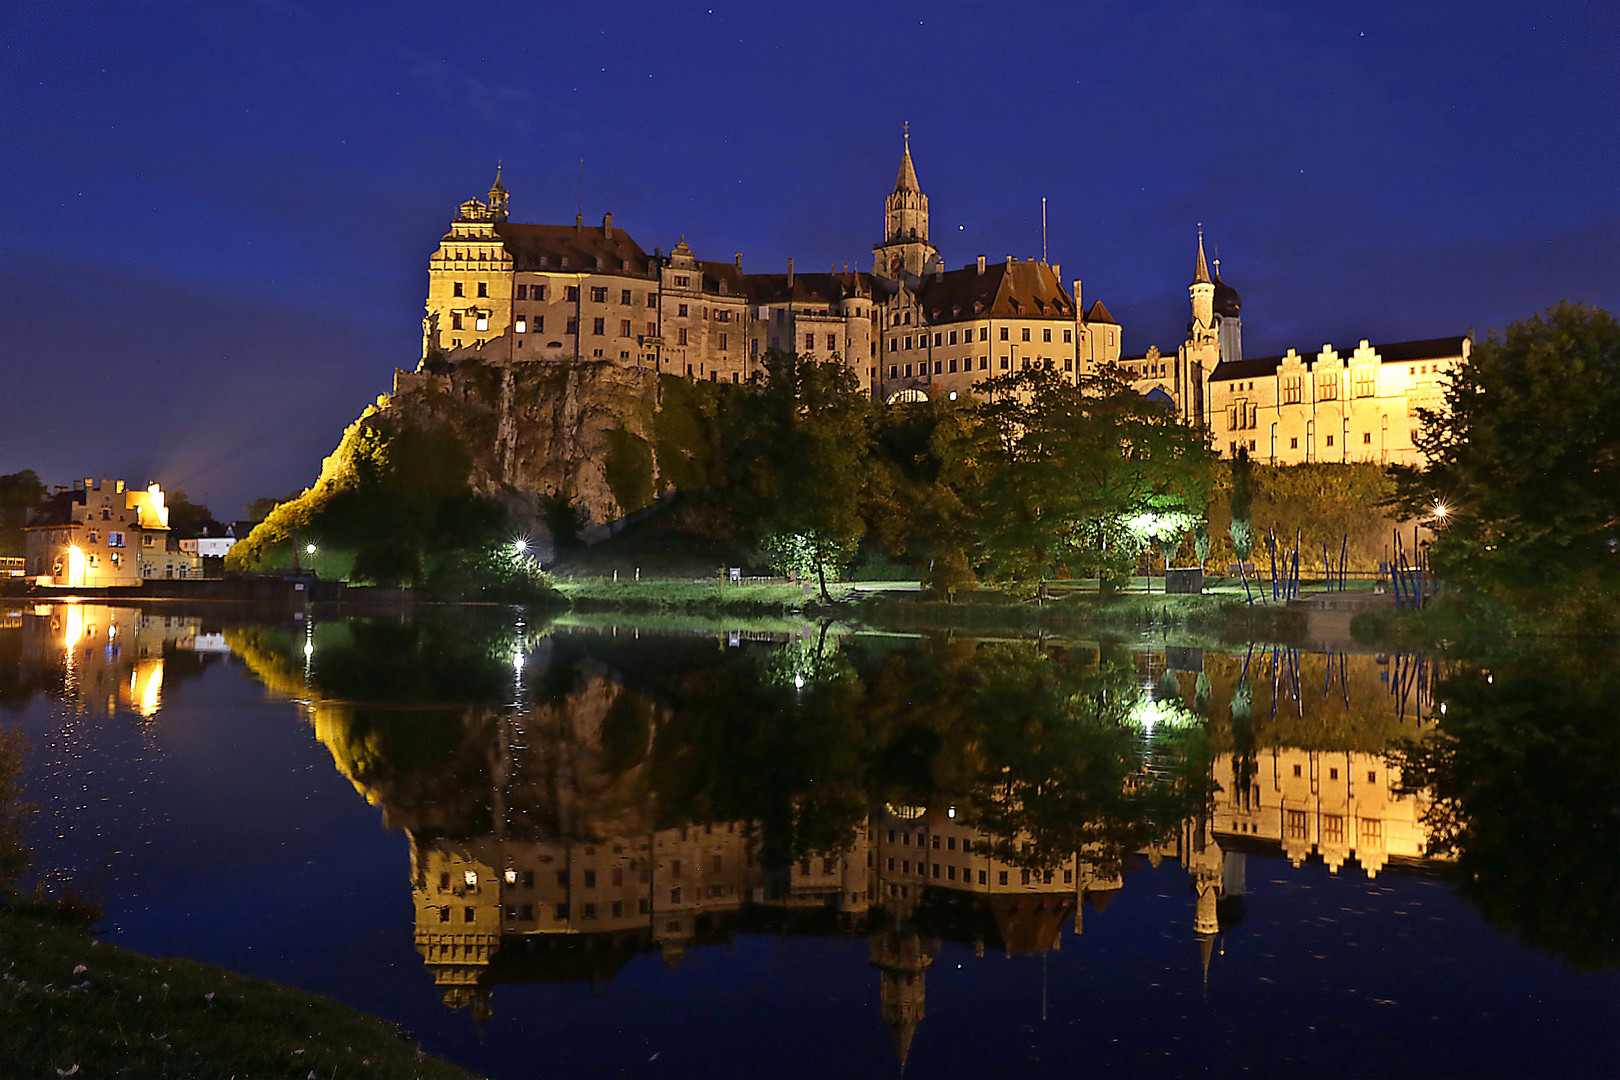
[1189,225,1215,334]
[487,164,509,222]
[1213,257,1242,365]
[874,128,940,281]
[869,924,940,1071]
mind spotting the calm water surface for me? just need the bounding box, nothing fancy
[4,602,1619,1078]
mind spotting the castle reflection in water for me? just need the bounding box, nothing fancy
[217,617,1442,1068]
[6,602,226,719]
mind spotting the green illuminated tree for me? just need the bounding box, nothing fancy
[1391,302,1620,622]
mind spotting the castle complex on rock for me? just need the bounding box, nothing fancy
[418,136,1467,468]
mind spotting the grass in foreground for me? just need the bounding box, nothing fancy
[0,912,472,1080]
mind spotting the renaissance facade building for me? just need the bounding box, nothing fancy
[1122,230,1469,467]
[419,137,1124,403]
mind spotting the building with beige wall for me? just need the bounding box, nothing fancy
[417,136,1123,403]
[23,478,197,587]
[1128,228,1469,465]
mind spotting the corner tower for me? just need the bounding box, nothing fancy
[874,128,940,281]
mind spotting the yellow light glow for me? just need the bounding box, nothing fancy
[130,659,164,718]
[504,869,517,885]
[63,602,84,648]
[463,870,479,887]
[66,545,86,588]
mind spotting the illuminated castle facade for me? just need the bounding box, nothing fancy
[417,136,1125,404]
[1122,228,1470,467]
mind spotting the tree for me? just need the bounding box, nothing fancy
[726,350,875,600]
[1392,302,1620,618]
[971,365,1218,594]
[162,491,215,537]
[0,470,45,557]
[1228,449,1254,562]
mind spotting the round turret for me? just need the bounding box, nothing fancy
[1213,273,1241,318]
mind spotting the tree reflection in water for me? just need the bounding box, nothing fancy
[216,611,1620,1065]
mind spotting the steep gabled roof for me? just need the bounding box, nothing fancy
[743,270,876,307]
[495,222,656,275]
[914,260,1075,322]
[1085,299,1117,325]
[25,489,83,529]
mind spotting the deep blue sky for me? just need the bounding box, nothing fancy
[3,1,1617,515]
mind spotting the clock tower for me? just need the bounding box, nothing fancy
[873,128,940,281]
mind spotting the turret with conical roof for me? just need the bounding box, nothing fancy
[876,126,939,280]
[487,163,509,222]
[1189,225,1215,330]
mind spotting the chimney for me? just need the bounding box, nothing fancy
[575,213,583,231]
[84,477,93,491]
[1051,262,1061,280]
[976,255,986,276]
[1006,254,1014,266]
[934,267,944,283]
[787,258,794,287]
[602,211,613,237]
[735,253,742,270]
[1072,279,1083,311]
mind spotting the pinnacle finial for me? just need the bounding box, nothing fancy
[1193,224,1212,286]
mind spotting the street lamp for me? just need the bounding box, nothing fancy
[305,543,317,556]
[1432,501,1449,522]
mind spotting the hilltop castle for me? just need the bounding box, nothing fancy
[419,135,1123,404]
[420,136,1467,467]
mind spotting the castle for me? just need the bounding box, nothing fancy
[421,136,1467,467]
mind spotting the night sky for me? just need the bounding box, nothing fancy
[3,2,1617,516]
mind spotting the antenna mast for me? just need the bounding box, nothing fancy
[577,158,584,219]
[1041,197,1048,264]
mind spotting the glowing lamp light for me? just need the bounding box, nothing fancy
[305,543,317,556]
[512,539,528,555]
[513,651,525,672]
[947,805,957,819]
[66,544,86,589]
[504,869,518,885]
[463,870,478,887]
[948,390,958,401]
[303,640,314,659]
[1433,501,1450,520]
[793,675,805,689]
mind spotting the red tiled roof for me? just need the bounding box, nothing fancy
[916,260,1075,322]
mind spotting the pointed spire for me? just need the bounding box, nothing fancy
[1193,224,1211,285]
[895,123,920,193]
[490,161,506,195]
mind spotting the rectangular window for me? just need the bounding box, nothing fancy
[583,869,596,888]
[647,292,657,307]
[1325,434,1334,446]
[980,357,988,370]
[677,328,688,346]
[475,316,488,332]
[453,282,464,297]
[905,335,913,350]
[806,333,815,350]
[621,289,632,305]
[999,327,1009,341]
[678,303,689,317]
[719,333,728,349]
[566,285,579,302]
[979,869,987,884]
[1063,328,1072,343]
[619,319,631,336]
[934,360,942,374]
[674,275,690,287]
[949,358,957,372]
[592,317,605,335]
[998,871,1009,886]
[1283,376,1302,404]
[1021,328,1031,342]
[890,338,898,351]
[1354,371,1376,398]
[949,330,958,345]
[533,315,543,333]
[452,313,463,330]
[826,334,836,351]
[889,365,898,378]
[477,282,488,298]
[905,364,912,377]
[535,284,547,301]
[934,332,943,347]
[591,286,607,303]
[647,321,657,336]
[566,317,578,334]
[979,327,988,341]
[1042,328,1052,343]
[1290,436,1299,449]
[516,284,528,300]
[1361,818,1384,845]
[1285,810,1308,839]
[1322,814,1345,843]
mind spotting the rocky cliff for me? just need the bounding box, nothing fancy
[235,357,710,568]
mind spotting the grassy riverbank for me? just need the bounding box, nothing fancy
[0,911,472,1079]
[554,574,1316,640]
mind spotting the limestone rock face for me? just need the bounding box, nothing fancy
[389,359,665,551]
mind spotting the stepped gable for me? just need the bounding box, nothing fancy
[1209,334,1470,383]
[494,221,656,275]
[915,260,1075,322]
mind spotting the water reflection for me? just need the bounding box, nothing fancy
[218,614,1473,1066]
[3,603,217,719]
